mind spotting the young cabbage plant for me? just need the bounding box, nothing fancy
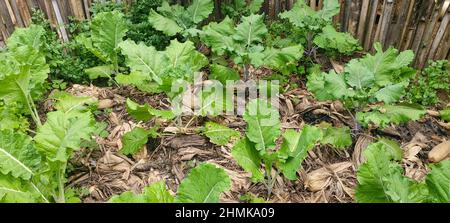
[307,43,426,128]
[356,139,450,203]
[0,92,97,203]
[200,14,304,79]
[77,11,128,84]
[109,163,231,203]
[280,0,360,56]
[221,0,264,20]
[116,39,208,93]
[0,25,48,128]
[148,0,214,38]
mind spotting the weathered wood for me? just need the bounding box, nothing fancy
[357,0,370,41]
[364,0,379,50]
[430,10,450,61]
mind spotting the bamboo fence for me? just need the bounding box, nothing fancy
[0,0,449,68]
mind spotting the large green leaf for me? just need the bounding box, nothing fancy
[243,99,280,154]
[233,14,267,48]
[313,25,361,54]
[90,11,128,62]
[35,111,95,162]
[119,40,167,85]
[355,141,421,203]
[176,163,231,203]
[148,9,182,36]
[231,138,264,182]
[164,39,209,71]
[0,46,49,108]
[374,83,406,104]
[200,16,236,55]
[0,174,39,203]
[277,125,322,180]
[203,122,240,146]
[186,0,214,23]
[357,104,426,128]
[344,60,375,90]
[6,24,45,51]
[0,130,41,180]
[209,64,240,84]
[250,45,303,71]
[426,161,450,203]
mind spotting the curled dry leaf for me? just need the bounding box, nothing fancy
[98,99,114,109]
[305,162,354,192]
[352,135,374,167]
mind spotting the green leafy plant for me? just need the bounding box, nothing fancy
[116,39,208,93]
[279,0,360,56]
[126,0,171,50]
[307,43,424,127]
[202,122,240,145]
[109,163,231,203]
[0,25,49,127]
[440,108,450,122]
[407,60,450,106]
[126,98,175,121]
[201,14,303,78]
[356,139,450,203]
[0,93,96,203]
[148,0,214,38]
[78,11,128,82]
[221,0,264,20]
[121,127,159,156]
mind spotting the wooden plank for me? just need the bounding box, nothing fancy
[416,2,442,68]
[0,0,15,36]
[18,0,32,26]
[364,0,379,50]
[51,0,69,42]
[398,0,415,50]
[411,0,435,57]
[357,0,370,41]
[429,11,450,60]
[377,0,395,48]
[347,0,360,36]
[10,0,25,27]
[340,0,351,32]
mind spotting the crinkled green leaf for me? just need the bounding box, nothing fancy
[120,40,166,85]
[357,104,426,128]
[85,65,115,80]
[203,122,240,146]
[164,39,209,71]
[176,163,231,203]
[0,46,49,109]
[344,60,375,90]
[115,72,159,93]
[50,91,97,117]
[126,98,174,121]
[355,141,422,203]
[35,111,95,162]
[374,83,406,104]
[280,0,339,31]
[0,174,39,203]
[0,130,41,180]
[90,11,128,63]
[121,127,158,156]
[243,99,280,154]
[250,45,303,71]
[200,16,236,55]
[109,181,174,203]
[209,64,240,85]
[277,125,322,180]
[314,25,361,54]
[426,161,450,203]
[231,138,264,182]
[186,0,214,23]
[6,24,45,51]
[233,14,267,47]
[320,126,352,149]
[148,9,183,36]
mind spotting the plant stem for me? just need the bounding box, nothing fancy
[56,162,67,203]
